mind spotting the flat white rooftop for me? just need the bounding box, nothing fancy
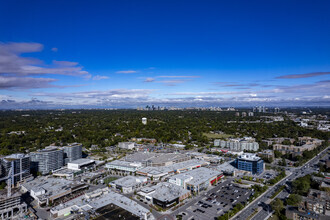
[169,167,222,186]
[238,153,261,161]
[111,176,147,188]
[68,158,95,165]
[51,188,152,219]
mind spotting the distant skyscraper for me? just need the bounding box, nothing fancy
[30,146,63,175]
[63,143,82,165]
[142,117,147,125]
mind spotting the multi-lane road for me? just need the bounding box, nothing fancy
[232,146,329,220]
[132,146,328,220]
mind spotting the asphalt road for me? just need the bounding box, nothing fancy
[233,146,329,220]
[170,178,235,220]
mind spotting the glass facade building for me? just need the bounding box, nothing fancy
[30,147,64,175]
[1,154,30,185]
[63,143,82,165]
[235,153,264,174]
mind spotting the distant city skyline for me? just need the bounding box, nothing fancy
[0,0,330,109]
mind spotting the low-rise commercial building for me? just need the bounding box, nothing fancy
[118,142,135,150]
[138,182,191,208]
[67,158,95,171]
[123,152,191,167]
[136,159,209,179]
[211,148,244,156]
[80,169,106,184]
[186,152,224,163]
[168,167,223,193]
[110,176,148,194]
[105,160,143,173]
[21,177,88,207]
[50,188,153,220]
[52,167,76,180]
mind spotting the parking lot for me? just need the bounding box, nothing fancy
[177,180,252,220]
[259,170,276,180]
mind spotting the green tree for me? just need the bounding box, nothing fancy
[271,198,284,215]
[274,150,282,158]
[0,182,6,189]
[286,194,302,206]
[292,175,311,195]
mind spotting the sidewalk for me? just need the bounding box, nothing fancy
[230,171,291,220]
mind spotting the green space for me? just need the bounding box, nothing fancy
[203,132,233,139]
[268,170,286,185]
[0,109,328,155]
[104,176,118,185]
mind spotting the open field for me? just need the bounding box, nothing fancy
[203,133,233,139]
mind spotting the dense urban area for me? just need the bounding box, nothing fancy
[0,107,329,220]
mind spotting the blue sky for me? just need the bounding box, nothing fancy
[0,0,329,108]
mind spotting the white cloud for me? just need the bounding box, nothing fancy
[0,76,57,89]
[52,60,78,67]
[144,77,155,82]
[142,75,200,86]
[0,42,91,77]
[92,75,109,80]
[0,42,94,90]
[51,47,58,52]
[158,75,200,78]
[116,70,137,74]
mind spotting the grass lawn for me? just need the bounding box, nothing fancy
[104,176,119,185]
[203,132,233,139]
[268,215,279,220]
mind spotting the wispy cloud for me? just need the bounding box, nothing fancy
[92,75,109,80]
[116,70,138,74]
[157,80,187,86]
[212,81,277,89]
[0,42,94,90]
[0,42,91,77]
[0,76,57,89]
[144,77,155,82]
[51,47,58,52]
[158,75,200,78]
[29,89,154,106]
[2,92,329,109]
[169,91,251,96]
[52,60,78,67]
[276,72,330,79]
[142,75,200,86]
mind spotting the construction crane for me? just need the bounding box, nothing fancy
[0,161,26,198]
